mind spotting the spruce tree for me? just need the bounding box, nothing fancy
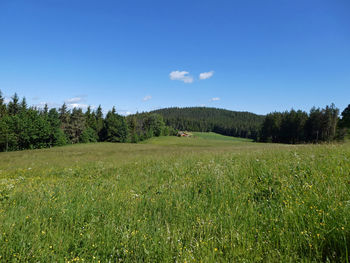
[127,115,139,142]
[102,107,128,142]
[339,105,350,129]
[20,97,28,112]
[48,108,67,146]
[0,90,6,118]
[59,103,70,140]
[95,105,104,140]
[7,93,20,116]
[66,108,86,143]
[43,104,49,116]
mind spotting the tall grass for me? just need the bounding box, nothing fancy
[0,134,349,262]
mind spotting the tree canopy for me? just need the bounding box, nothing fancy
[152,107,264,140]
[259,104,340,143]
[0,89,348,151]
[0,90,170,152]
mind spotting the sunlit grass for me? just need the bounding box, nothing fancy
[192,132,253,142]
[1,133,350,262]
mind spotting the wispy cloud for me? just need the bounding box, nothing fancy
[68,103,89,109]
[199,71,214,80]
[117,109,133,116]
[34,101,60,109]
[143,95,152,101]
[66,97,83,104]
[65,96,90,109]
[169,71,194,83]
[210,97,220,102]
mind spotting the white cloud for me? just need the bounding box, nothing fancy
[4,97,10,104]
[210,97,220,101]
[66,97,83,104]
[117,110,133,116]
[143,95,152,101]
[199,71,214,80]
[169,71,194,83]
[34,101,60,109]
[36,102,48,107]
[68,103,89,109]
[65,96,90,109]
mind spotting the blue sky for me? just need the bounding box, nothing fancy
[0,0,349,115]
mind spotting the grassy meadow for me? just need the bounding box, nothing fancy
[1,133,350,262]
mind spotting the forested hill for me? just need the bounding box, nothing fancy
[151,107,265,139]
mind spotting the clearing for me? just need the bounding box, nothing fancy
[0,133,350,262]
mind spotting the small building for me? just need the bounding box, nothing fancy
[177,131,192,137]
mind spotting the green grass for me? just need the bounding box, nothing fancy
[142,132,253,147]
[192,132,253,142]
[1,133,350,262]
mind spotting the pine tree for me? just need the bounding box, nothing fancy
[336,104,350,140]
[339,105,350,128]
[95,105,104,140]
[59,103,70,140]
[48,108,67,146]
[152,107,264,140]
[20,97,28,112]
[0,90,6,118]
[43,104,49,116]
[80,106,98,142]
[261,105,340,144]
[127,115,139,142]
[66,108,86,143]
[0,115,18,152]
[7,93,20,116]
[102,107,128,142]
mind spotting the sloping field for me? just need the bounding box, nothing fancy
[1,133,350,262]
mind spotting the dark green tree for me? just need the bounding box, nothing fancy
[320,104,338,141]
[152,107,264,140]
[0,115,17,151]
[66,108,86,143]
[0,90,7,118]
[339,104,350,128]
[16,109,51,149]
[42,103,49,116]
[261,105,339,144]
[338,104,350,140]
[102,107,128,142]
[83,106,99,142]
[59,103,70,139]
[142,114,165,137]
[127,115,139,143]
[260,112,282,142]
[95,105,104,140]
[48,108,67,146]
[79,127,98,143]
[305,107,322,142]
[7,93,20,116]
[20,97,28,112]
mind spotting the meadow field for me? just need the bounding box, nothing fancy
[1,133,350,262]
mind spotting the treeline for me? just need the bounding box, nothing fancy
[0,91,173,152]
[338,104,350,138]
[259,104,350,144]
[152,107,265,140]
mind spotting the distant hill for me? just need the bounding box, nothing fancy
[151,107,264,140]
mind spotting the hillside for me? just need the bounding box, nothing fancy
[151,107,264,139]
